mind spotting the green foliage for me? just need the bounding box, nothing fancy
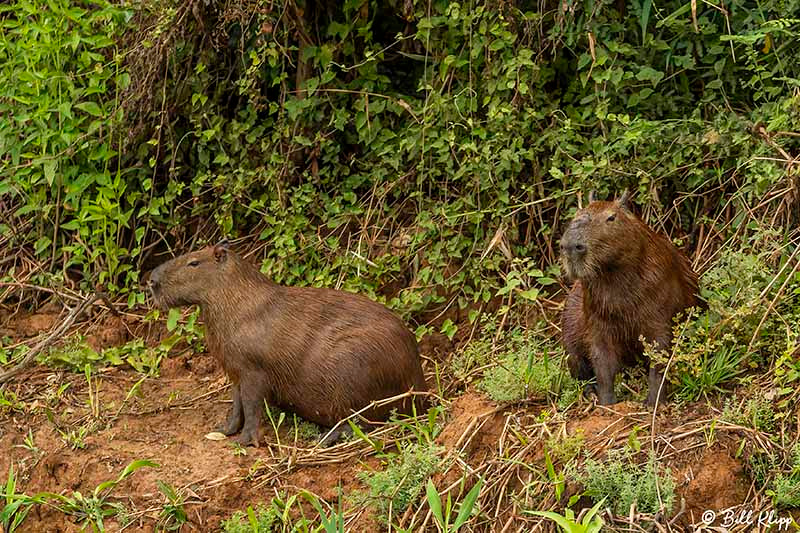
[426,478,483,533]
[765,444,800,508]
[658,247,800,401]
[573,450,675,517]
[454,321,574,404]
[0,0,142,293]
[3,0,797,322]
[1,460,157,532]
[722,396,777,432]
[527,497,605,533]
[221,505,280,533]
[357,442,444,520]
[222,492,325,533]
[156,480,188,531]
[1,464,40,533]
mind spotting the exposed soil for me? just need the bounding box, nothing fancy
[0,310,759,532]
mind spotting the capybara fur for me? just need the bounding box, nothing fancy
[560,191,699,406]
[148,243,427,445]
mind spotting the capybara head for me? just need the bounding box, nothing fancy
[560,190,646,281]
[148,242,243,308]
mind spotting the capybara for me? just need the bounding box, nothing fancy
[560,191,699,406]
[148,242,427,445]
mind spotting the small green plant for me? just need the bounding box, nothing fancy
[0,387,23,414]
[1,464,44,533]
[11,429,39,457]
[390,404,444,446]
[545,431,585,464]
[456,324,571,404]
[302,490,345,533]
[425,478,482,533]
[722,396,776,432]
[156,480,188,531]
[527,497,605,533]
[356,442,445,520]
[59,425,91,450]
[221,504,279,533]
[573,450,674,516]
[5,459,158,532]
[229,441,248,457]
[764,444,800,508]
[222,492,313,533]
[543,447,567,502]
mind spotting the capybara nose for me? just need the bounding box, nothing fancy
[148,269,161,290]
[560,240,587,257]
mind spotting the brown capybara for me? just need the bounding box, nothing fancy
[148,242,428,445]
[560,191,700,406]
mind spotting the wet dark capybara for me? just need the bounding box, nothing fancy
[560,191,700,406]
[148,242,428,445]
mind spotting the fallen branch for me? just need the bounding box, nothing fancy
[0,291,115,384]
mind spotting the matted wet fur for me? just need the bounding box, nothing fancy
[560,191,700,406]
[148,243,427,445]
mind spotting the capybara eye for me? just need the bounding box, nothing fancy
[188,260,200,267]
[606,214,616,222]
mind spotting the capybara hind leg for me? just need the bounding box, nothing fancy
[646,366,668,407]
[216,382,244,436]
[233,382,263,447]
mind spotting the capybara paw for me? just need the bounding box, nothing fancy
[645,392,665,408]
[232,429,261,447]
[318,426,353,447]
[216,420,243,436]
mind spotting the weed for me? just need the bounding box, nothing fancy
[302,490,346,533]
[356,442,445,520]
[454,323,572,404]
[222,505,279,533]
[222,492,315,533]
[573,449,675,516]
[14,429,40,456]
[1,464,43,533]
[545,431,585,464]
[527,497,605,533]
[426,478,483,533]
[722,396,777,433]
[156,480,188,531]
[59,425,91,450]
[663,249,797,401]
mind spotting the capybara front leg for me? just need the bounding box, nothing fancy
[646,365,668,407]
[567,352,597,397]
[216,381,244,436]
[592,345,619,405]
[232,380,263,447]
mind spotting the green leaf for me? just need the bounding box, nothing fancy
[452,479,482,530]
[75,101,104,117]
[519,288,540,301]
[640,0,652,43]
[426,480,445,527]
[166,308,181,332]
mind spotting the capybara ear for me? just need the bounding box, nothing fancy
[213,243,229,263]
[617,189,632,209]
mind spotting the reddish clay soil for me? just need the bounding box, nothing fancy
[0,311,758,532]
